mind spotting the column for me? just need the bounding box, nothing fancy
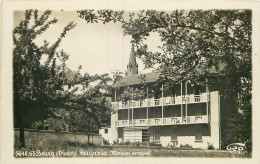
[115,88,117,102]
[115,89,117,126]
[185,81,188,124]
[147,85,149,125]
[132,86,134,126]
[161,84,164,124]
[181,82,183,123]
[128,108,130,126]
[206,78,209,123]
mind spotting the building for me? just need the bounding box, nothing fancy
[99,126,111,143]
[104,48,229,149]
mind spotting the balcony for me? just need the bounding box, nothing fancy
[112,94,208,110]
[186,115,208,124]
[115,120,129,127]
[115,115,208,127]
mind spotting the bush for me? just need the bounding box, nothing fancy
[207,143,215,150]
[118,140,131,145]
[149,141,162,147]
[180,144,192,148]
[103,138,110,145]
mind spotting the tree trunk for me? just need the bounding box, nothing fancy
[87,130,90,145]
[17,106,25,148]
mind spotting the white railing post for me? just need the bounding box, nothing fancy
[115,88,117,103]
[147,85,149,125]
[185,81,188,124]
[162,84,164,121]
[132,86,134,127]
[181,82,183,123]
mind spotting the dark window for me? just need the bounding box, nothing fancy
[195,126,202,141]
[195,85,200,95]
[142,129,149,142]
[171,127,177,140]
[105,129,108,133]
[172,88,176,97]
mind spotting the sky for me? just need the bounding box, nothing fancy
[14,10,161,76]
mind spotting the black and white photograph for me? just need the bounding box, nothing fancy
[1,0,260,163]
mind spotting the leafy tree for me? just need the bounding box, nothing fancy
[13,10,76,147]
[77,9,252,151]
[62,67,112,143]
[111,70,123,85]
[42,67,113,138]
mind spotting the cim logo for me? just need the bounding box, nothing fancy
[226,143,245,151]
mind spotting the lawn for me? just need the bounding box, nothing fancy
[14,138,250,158]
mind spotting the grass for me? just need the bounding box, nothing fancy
[14,137,250,158]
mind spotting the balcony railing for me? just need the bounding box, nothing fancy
[133,119,148,126]
[115,115,208,127]
[163,117,182,124]
[115,120,129,127]
[112,93,208,110]
[186,115,208,124]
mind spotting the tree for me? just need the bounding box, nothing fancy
[13,10,76,147]
[40,66,113,142]
[61,67,112,143]
[77,9,252,151]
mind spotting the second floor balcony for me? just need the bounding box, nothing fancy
[115,115,208,127]
[112,93,208,110]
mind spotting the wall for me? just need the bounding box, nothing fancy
[14,128,102,145]
[149,125,212,149]
[209,91,220,149]
[110,111,118,144]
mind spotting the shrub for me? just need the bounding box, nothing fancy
[103,138,110,145]
[207,143,215,150]
[180,144,192,148]
[118,141,131,145]
[149,141,162,147]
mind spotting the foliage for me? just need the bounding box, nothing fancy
[207,143,215,150]
[31,120,44,130]
[180,144,193,148]
[149,141,162,147]
[102,138,110,145]
[111,70,123,84]
[45,108,70,132]
[63,68,112,133]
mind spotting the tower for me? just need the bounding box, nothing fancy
[126,47,138,75]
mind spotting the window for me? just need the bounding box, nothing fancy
[154,128,160,142]
[105,129,108,134]
[195,126,202,141]
[142,129,149,142]
[195,85,200,95]
[172,88,176,97]
[171,127,177,141]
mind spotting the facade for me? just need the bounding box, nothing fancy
[99,126,111,142]
[106,49,226,149]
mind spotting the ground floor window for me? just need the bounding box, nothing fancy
[171,127,177,141]
[154,127,160,142]
[195,126,202,141]
[142,129,149,142]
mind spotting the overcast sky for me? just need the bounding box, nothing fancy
[14,10,161,76]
